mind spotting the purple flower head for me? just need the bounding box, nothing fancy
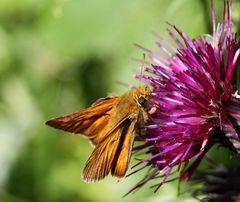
[193,165,240,202]
[129,0,240,193]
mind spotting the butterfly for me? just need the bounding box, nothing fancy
[46,86,152,182]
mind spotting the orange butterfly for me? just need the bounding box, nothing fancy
[46,86,152,182]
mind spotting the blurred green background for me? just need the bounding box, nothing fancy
[0,0,239,202]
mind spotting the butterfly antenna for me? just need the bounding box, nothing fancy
[139,53,146,88]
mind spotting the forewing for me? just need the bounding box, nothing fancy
[46,96,118,145]
[82,125,122,182]
[111,120,136,178]
[82,118,136,182]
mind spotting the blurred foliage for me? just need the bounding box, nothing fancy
[0,0,239,202]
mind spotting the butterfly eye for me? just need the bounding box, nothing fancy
[138,96,147,105]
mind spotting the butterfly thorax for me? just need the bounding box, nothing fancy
[105,86,151,132]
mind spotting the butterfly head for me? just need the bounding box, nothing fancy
[136,86,151,106]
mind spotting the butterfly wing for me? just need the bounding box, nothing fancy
[82,117,136,182]
[46,96,118,145]
[111,119,136,178]
[82,124,122,182]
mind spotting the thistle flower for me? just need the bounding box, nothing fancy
[193,165,240,202]
[130,0,240,193]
